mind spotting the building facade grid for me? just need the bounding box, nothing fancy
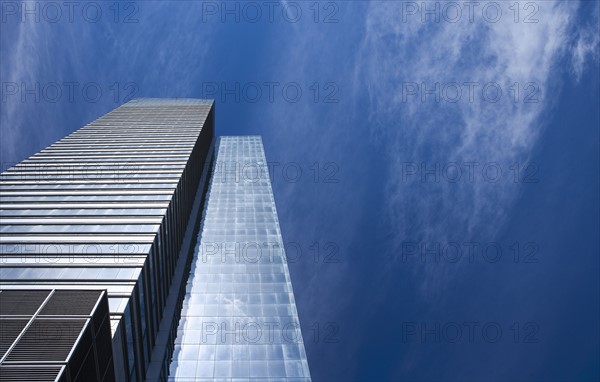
[169,136,311,381]
[1,99,215,381]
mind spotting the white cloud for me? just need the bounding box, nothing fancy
[357,0,595,291]
[570,1,600,80]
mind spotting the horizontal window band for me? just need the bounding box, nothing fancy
[1,278,138,287]
[64,130,200,134]
[0,222,161,228]
[87,115,206,118]
[83,125,201,129]
[0,202,169,209]
[46,142,195,147]
[0,181,178,186]
[0,268,143,276]
[40,148,194,154]
[86,120,206,124]
[86,125,205,129]
[65,129,200,134]
[1,176,181,182]
[13,160,189,165]
[29,158,189,163]
[0,279,141,285]
[72,127,201,131]
[46,147,193,152]
[7,167,185,173]
[51,142,194,147]
[19,160,189,165]
[100,110,208,112]
[0,190,175,196]
[0,258,147,265]
[3,169,184,175]
[1,228,160,234]
[0,284,136,295]
[55,139,197,145]
[52,143,195,148]
[88,116,207,119]
[16,162,188,166]
[58,140,197,144]
[2,173,183,180]
[80,122,202,125]
[28,158,189,163]
[36,148,192,157]
[0,180,180,185]
[88,125,204,129]
[1,199,171,205]
[1,173,183,178]
[98,117,207,120]
[83,121,204,124]
[59,133,202,137]
[93,115,206,118]
[107,108,209,111]
[28,154,190,159]
[2,172,182,178]
[105,111,209,114]
[93,110,203,112]
[0,214,166,219]
[53,143,196,149]
[0,218,163,224]
[66,133,200,136]
[60,131,199,135]
[0,244,150,254]
[63,132,199,136]
[62,133,200,138]
[0,185,176,191]
[58,138,197,142]
[0,235,156,243]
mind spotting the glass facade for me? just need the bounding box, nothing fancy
[168,136,311,381]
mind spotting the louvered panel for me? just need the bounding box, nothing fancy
[0,290,50,316]
[0,365,64,382]
[4,319,87,362]
[39,290,102,316]
[0,319,28,358]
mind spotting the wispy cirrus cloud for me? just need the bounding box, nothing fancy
[570,2,600,80]
[356,0,597,293]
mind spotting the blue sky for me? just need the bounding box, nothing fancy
[1,1,599,380]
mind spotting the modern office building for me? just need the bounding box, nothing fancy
[167,136,311,381]
[0,99,310,382]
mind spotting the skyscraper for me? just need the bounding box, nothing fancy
[168,136,311,381]
[0,99,310,382]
